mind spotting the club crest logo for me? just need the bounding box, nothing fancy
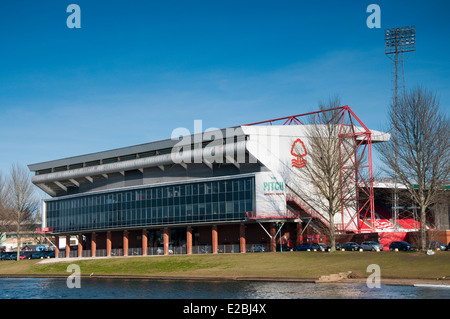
[291,138,307,168]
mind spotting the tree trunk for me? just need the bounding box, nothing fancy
[329,213,336,252]
[420,206,427,250]
[16,210,21,261]
[16,230,21,261]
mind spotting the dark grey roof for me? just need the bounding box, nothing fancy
[28,126,244,172]
[28,138,176,172]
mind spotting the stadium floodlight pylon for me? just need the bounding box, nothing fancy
[245,105,375,234]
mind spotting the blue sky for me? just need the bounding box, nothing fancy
[0,0,449,177]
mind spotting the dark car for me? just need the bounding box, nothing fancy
[427,241,448,251]
[31,252,46,259]
[295,243,330,252]
[8,253,26,260]
[276,245,292,252]
[389,241,416,251]
[43,251,55,258]
[342,242,363,251]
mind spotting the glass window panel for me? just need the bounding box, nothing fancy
[45,176,255,232]
[233,180,239,192]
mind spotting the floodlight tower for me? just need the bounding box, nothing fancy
[384,26,416,229]
[385,26,416,106]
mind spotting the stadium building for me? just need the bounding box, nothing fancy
[29,106,398,258]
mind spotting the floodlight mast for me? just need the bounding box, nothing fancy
[385,26,416,102]
[384,26,416,229]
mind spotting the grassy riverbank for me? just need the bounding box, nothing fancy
[1,251,449,281]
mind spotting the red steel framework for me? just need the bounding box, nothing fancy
[244,105,375,234]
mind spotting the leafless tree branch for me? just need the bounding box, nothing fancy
[376,87,450,249]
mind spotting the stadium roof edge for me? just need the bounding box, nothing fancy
[28,126,244,172]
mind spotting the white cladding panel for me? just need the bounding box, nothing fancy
[254,171,286,218]
[242,125,357,230]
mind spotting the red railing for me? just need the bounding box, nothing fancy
[36,227,53,234]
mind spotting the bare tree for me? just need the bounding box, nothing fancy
[4,163,39,261]
[286,97,360,252]
[377,87,450,250]
[0,172,15,237]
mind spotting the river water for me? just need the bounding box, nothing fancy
[0,277,449,299]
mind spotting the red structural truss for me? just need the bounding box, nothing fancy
[245,105,375,234]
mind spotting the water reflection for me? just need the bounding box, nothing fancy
[0,278,449,299]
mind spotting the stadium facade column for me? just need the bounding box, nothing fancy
[270,224,277,252]
[186,226,193,255]
[65,235,70,258]
[306,224,312,243]
[91,233,96,257]
[123,230,129,256]
[54,236,59,258]
[77,234,83,257]
[106,231,112,257]
[296,223,303,246]
[212,225,218,254]
[142,229,148,256]
[239,223,246,253]
[163,228,169,255]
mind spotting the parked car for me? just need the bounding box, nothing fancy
[342,242,363,251]
[249,244,267,252]
[31,252,46,259]
[335,243,342,251]
[361,241,384,251]
[276,245,292,252]
[295,243,330,251]
[43,251,55,258]
[426,241,448,251]
[8,253,26,260]
[389,241,416,251]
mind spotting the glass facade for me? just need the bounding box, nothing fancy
[46,176,255,233]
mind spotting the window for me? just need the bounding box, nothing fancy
[45,176,254,233]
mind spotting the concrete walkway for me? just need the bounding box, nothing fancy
[38,254,160,264]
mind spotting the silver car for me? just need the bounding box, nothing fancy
[361,241,383,251]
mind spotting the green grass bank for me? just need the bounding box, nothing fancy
[1,251,449,282]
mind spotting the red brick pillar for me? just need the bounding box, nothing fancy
[106,231,112,257]
[270,224,277,252]
[163,228,169,255]
[54,236,60,258]
[142,229,148,256]
[297,223,303,246]
[306,224,312,243]
[91,233,97,257]
[240,223,246,253]
[186,226,193,255]
[65,235,71,258]
[78,234,83,257]
[212,225,218,254]
[123,231,129,256]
